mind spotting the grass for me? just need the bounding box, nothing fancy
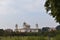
[0,36,47,40]
[0,35,60,40]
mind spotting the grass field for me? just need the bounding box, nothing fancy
[0,36,60,40]
[0,36,47,40]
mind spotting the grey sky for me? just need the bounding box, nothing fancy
[0,0,59,30]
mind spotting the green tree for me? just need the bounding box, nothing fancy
[56,25,60,30]
[44,0,60,23]
[0,29,4,36]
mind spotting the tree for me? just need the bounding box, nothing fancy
[44,0,60,23]
[0,29,4,36]
[56,25,60,30]
[41,27,50,36]
[42,27,50,32]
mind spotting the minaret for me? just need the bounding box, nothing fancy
[15,24,18,32]
[36,24,38,29]
[23,22,26,29]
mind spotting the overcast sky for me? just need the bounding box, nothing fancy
[0,0,59,30]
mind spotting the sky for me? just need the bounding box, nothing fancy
[0,0,59,30]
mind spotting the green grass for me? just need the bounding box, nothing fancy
[0,36,60,40]
[0,36,47,40]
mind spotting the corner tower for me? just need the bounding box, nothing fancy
[15,24,18,32]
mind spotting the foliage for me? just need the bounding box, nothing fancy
[0,28,56,37]
[0,28,60,40]
[45,0,60,23]
[0,29,4,36]
[56,25,60,30]
[42,27,50,32]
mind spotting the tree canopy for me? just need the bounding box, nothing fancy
[44,0,60,23]
[56,25,60,30]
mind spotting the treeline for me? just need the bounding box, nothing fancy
[0,29,41,36]
[0,25,60,37]
[0,29,58,37]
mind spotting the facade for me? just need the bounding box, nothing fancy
[15,23,39,32]
[16,28,39,32]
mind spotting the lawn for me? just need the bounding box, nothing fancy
[0,35,60,40]
[0,36,47,40]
